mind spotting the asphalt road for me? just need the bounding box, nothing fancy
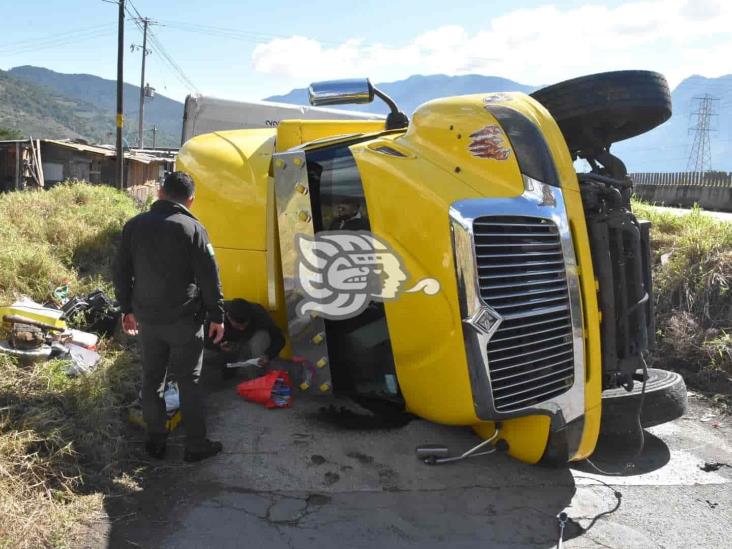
[104,370,732,549]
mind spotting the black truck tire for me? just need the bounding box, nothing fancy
[600,368,687,435]
[530,70,672,154]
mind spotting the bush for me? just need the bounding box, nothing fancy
[632,200,732,396]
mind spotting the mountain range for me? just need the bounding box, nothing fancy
[1,66,182,147]
[0,68,113,143]
[266,74,537,116]
[612,74,732,173]
[1,65,731,171]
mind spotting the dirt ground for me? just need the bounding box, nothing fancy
[92,364,732,549]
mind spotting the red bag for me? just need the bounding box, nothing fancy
[237,370,293,409]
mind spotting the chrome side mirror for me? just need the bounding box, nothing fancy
[308,78,409,130]
[308,79,375,107]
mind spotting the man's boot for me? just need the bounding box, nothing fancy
[184,439,223,462]
[145,436,167,459]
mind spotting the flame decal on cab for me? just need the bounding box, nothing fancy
[468,124,511,161]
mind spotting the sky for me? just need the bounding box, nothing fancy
[0,0,731,104]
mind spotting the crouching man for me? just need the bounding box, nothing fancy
[205,299,286,375]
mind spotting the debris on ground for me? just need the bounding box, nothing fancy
[315,402,413,430]
[128,382,182,432]
[237,370,293,408]
[163,381,180,411]
[0,338,53,362]
[1,294,108,375]
[60,288,120,337]
[0,297,66,328]
[65,343,101,376]
[225,359,265,380]
[1,302,66,364]
[699,461,732,472]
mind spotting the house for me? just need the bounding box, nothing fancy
[0,138,175,193]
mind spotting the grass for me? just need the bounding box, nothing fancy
[632,199,732,400]
[0,182,143,548]
[0,182,139,304]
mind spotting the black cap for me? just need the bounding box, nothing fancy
[162,171,195,203]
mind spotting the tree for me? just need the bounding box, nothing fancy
[0,126,24,140]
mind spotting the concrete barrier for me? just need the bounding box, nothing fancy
[630,172,732,212]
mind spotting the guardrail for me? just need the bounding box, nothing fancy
[630,172,732,211]
[632,172,732,188]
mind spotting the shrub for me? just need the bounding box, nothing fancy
[633,200,732,393]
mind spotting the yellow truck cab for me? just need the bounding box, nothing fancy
[177,71,686,466]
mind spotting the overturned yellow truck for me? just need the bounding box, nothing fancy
[177,71,687,465]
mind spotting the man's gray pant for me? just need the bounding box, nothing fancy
[138,316,207,451]
[242,330,271,359]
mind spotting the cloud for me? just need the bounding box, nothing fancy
[251,0,732,88]
[680,0,724,20]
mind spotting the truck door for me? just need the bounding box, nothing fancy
[274,142,401,402]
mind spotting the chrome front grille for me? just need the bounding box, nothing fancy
[474,215,575,412]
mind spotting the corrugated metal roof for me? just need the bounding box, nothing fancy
[1,139,169,164]
[43,140,165,164]
[44,140,116,157]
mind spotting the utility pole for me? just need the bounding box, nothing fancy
[115,0,125,190]
[152,125,158,149]
[133,18,153,148]
[686,94,719,173]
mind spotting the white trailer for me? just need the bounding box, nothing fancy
[181,94,383,144]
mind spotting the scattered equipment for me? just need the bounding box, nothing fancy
[237,370,293,409]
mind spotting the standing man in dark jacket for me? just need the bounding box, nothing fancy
[113,172,226,462]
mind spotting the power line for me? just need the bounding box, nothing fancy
[686,94,719,172]
[125,1,199,94]
[147,33,199,93]
[0,24,113,49]
[0,26,120,55]
[158,20,295,43]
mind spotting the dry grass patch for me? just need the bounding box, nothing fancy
[0,182,138,304]
[633,200,732,400]
[0,182,143,547]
